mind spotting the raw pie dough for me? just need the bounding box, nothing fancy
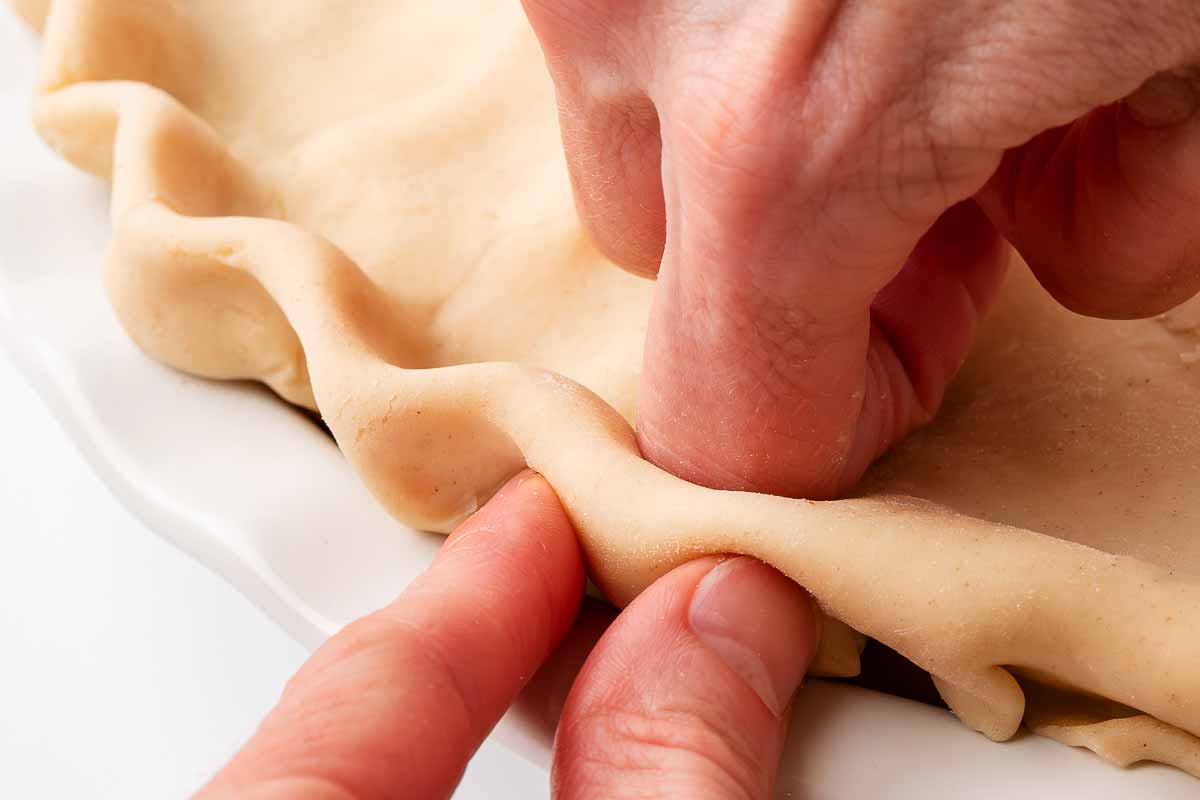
[14,0,1200,776]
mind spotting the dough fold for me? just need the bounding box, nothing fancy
[15,0,1200,775]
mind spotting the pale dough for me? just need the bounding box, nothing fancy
[15,0,1200,776]
[8,0,45,28]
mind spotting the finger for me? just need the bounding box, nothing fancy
[513,599,618,734]
[845,201,1010,474]
[553,556,818,800]
[639,193,1007,499]
[197,471,584,800]
[980,71,1200,319]
[521,0,667,275]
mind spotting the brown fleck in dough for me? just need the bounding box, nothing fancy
[13,0,1200,776]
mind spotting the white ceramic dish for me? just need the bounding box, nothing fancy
[1,11,1194,798]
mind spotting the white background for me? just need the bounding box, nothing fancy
[0,353,538,797]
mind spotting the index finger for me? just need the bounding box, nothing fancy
[197,471,584,800]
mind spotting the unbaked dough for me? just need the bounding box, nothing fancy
[14,0,1200,775]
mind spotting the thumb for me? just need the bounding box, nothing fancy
[553,557,818,800]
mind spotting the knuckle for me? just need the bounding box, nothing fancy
[279,615,402,699]
[520,0,607,34]
[566,705,764,800]
[671,71,793,194]
[662,13,808,183]
[218,776,362,800]
[296,612,479,729]
[522,0,644,60]
[860,113,958,229]
[664,73,802,255]
[838,43,993,228]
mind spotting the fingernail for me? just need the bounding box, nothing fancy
[688,557,818,718]
[494,468,538,499]
[1127,71,1199,128]
[467,469,540,525]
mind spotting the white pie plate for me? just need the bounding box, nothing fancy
[1,12,1194,799]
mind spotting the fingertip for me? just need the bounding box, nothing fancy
[1125,71,1199,129]
[441,467,585,634]
[982,104,1200,321]
[451,469,573,552]
[465,468,542,529]
[551,80,667,279]
[687,557,818,717]
[554,557,816,799]
[567,121,668,280]
[590,229,664,279]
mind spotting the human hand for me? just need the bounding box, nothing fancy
[522,0,1200,499]
[196,471,818,800]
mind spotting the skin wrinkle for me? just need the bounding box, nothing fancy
[637,412,761,493]
[439,519,577,656]
[412,551,552,676]
[869,202,1006,416]
[231,776,361,800]
[311,615,481,741]
[568,707,762,800]
[867,317,936,426]
[846,343,894,478]
[561,753,752,800]
[868,15,967,225]
[655,138,959,495]
[741,289,832,384]
[243,649,476,799]
[551,555,805,800]
[654,219,872,491]
[601,98,663,266]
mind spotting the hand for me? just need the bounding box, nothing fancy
[522,0,1200,499]
[197,472,818,800]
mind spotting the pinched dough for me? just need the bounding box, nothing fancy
[15,0,1200,775]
